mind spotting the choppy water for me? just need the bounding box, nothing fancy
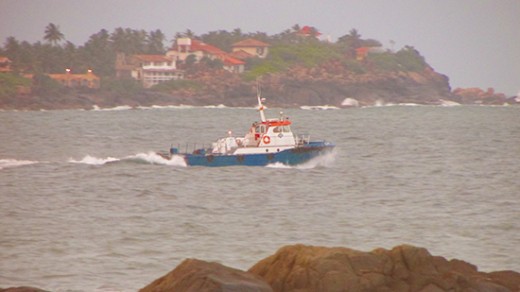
[1,105,519,291]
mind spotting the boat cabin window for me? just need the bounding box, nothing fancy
[255,125,266,134]
[272,125,291,133]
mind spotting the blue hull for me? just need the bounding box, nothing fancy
[181,142,334,167]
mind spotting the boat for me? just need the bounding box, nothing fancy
[158,91,335,167]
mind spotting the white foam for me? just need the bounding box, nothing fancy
[265,162,293,169]
[68,152,187,167]
[398,103,422,107]
[266,150,337,170]
[298,149,337,169]
[0,159,39,170]
[300,105,340,110]
[440,99,461,107]
[91,105,133,111]
[204,104,227,109]
[126,152,187,167]
[68,155,120,165]
[137,104,195,110]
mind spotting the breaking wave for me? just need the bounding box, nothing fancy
[136,104,195,110]
[125,152,187,167]
[300,105,340,110]
[68,155,120,165]
[68,152,186,167]
[266,150,337,170]
[92,105,134,111]
[0,158,39,170]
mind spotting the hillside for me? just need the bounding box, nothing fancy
[1,62,514,110]
[1,26,516,110]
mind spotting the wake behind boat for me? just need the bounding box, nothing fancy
[158,92,335,167]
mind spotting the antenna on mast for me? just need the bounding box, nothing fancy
[256,79,266,122]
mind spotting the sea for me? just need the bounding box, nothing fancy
[1,104,519,291]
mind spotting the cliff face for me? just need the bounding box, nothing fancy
[1,63,515,110]
[255,66,453,107]
[138,64,456,108]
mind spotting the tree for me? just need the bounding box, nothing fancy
[2,37,21,70]
[182,29,196,38]
[395,46,427,71]
[32,72,65,97]
[110,28,148,54]
[175,29,197,40]
[80,29,115,76]
[147,29,166,54]
[338,28,362,49]
[44,23,65,46]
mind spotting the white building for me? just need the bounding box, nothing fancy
[116,54,184,88]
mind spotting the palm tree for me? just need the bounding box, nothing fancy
[44,23,65,46]
[147,29,165,54]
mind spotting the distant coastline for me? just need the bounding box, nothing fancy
[1,68,518,111]
[2,25,518,111]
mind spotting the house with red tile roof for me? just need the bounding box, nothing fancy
[231,38,270,59]
[116,53,183,88]
[167,38,245,74]
[167,38,224,63]
[222,55,246,73]
[297,26,322,38]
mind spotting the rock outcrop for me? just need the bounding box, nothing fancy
[1,64,517,110]
[248,244,520,292]
[452,87,509,105]
[139,244,520,292]
[0,287,49,292]
[4,244,520,291]
[139,258,273,292]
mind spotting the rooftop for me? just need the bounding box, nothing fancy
[232,38,270,48]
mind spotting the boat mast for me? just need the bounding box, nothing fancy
[257,82,266,122]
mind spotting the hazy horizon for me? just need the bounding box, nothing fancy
[1,0,518,96]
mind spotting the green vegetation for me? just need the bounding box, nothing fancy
[0,23,430,97]
[101,78,143,97]
[151,79,203,93]
[367,46,427,72]
[31,73,65,97]
[0,73,31,97]
[0,25,166,77]
[395,46,427,71]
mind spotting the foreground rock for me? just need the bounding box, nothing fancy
[4,244,519,291]
[0,288,49,292]
[248,244,520,292]
[140,258,272,292]
[140,244,520,292]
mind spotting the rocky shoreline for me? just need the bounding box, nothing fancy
[2,244,519,292]
[1,66,518,111]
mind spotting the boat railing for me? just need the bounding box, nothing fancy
[296,134,311,146]
[170,143,209,155]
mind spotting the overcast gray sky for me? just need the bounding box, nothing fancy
[1,0,518,95]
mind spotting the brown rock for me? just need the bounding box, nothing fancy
[248,244,520,292]
[0,288,49,292]
[140,258,272,292]
[452,87,508,104]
